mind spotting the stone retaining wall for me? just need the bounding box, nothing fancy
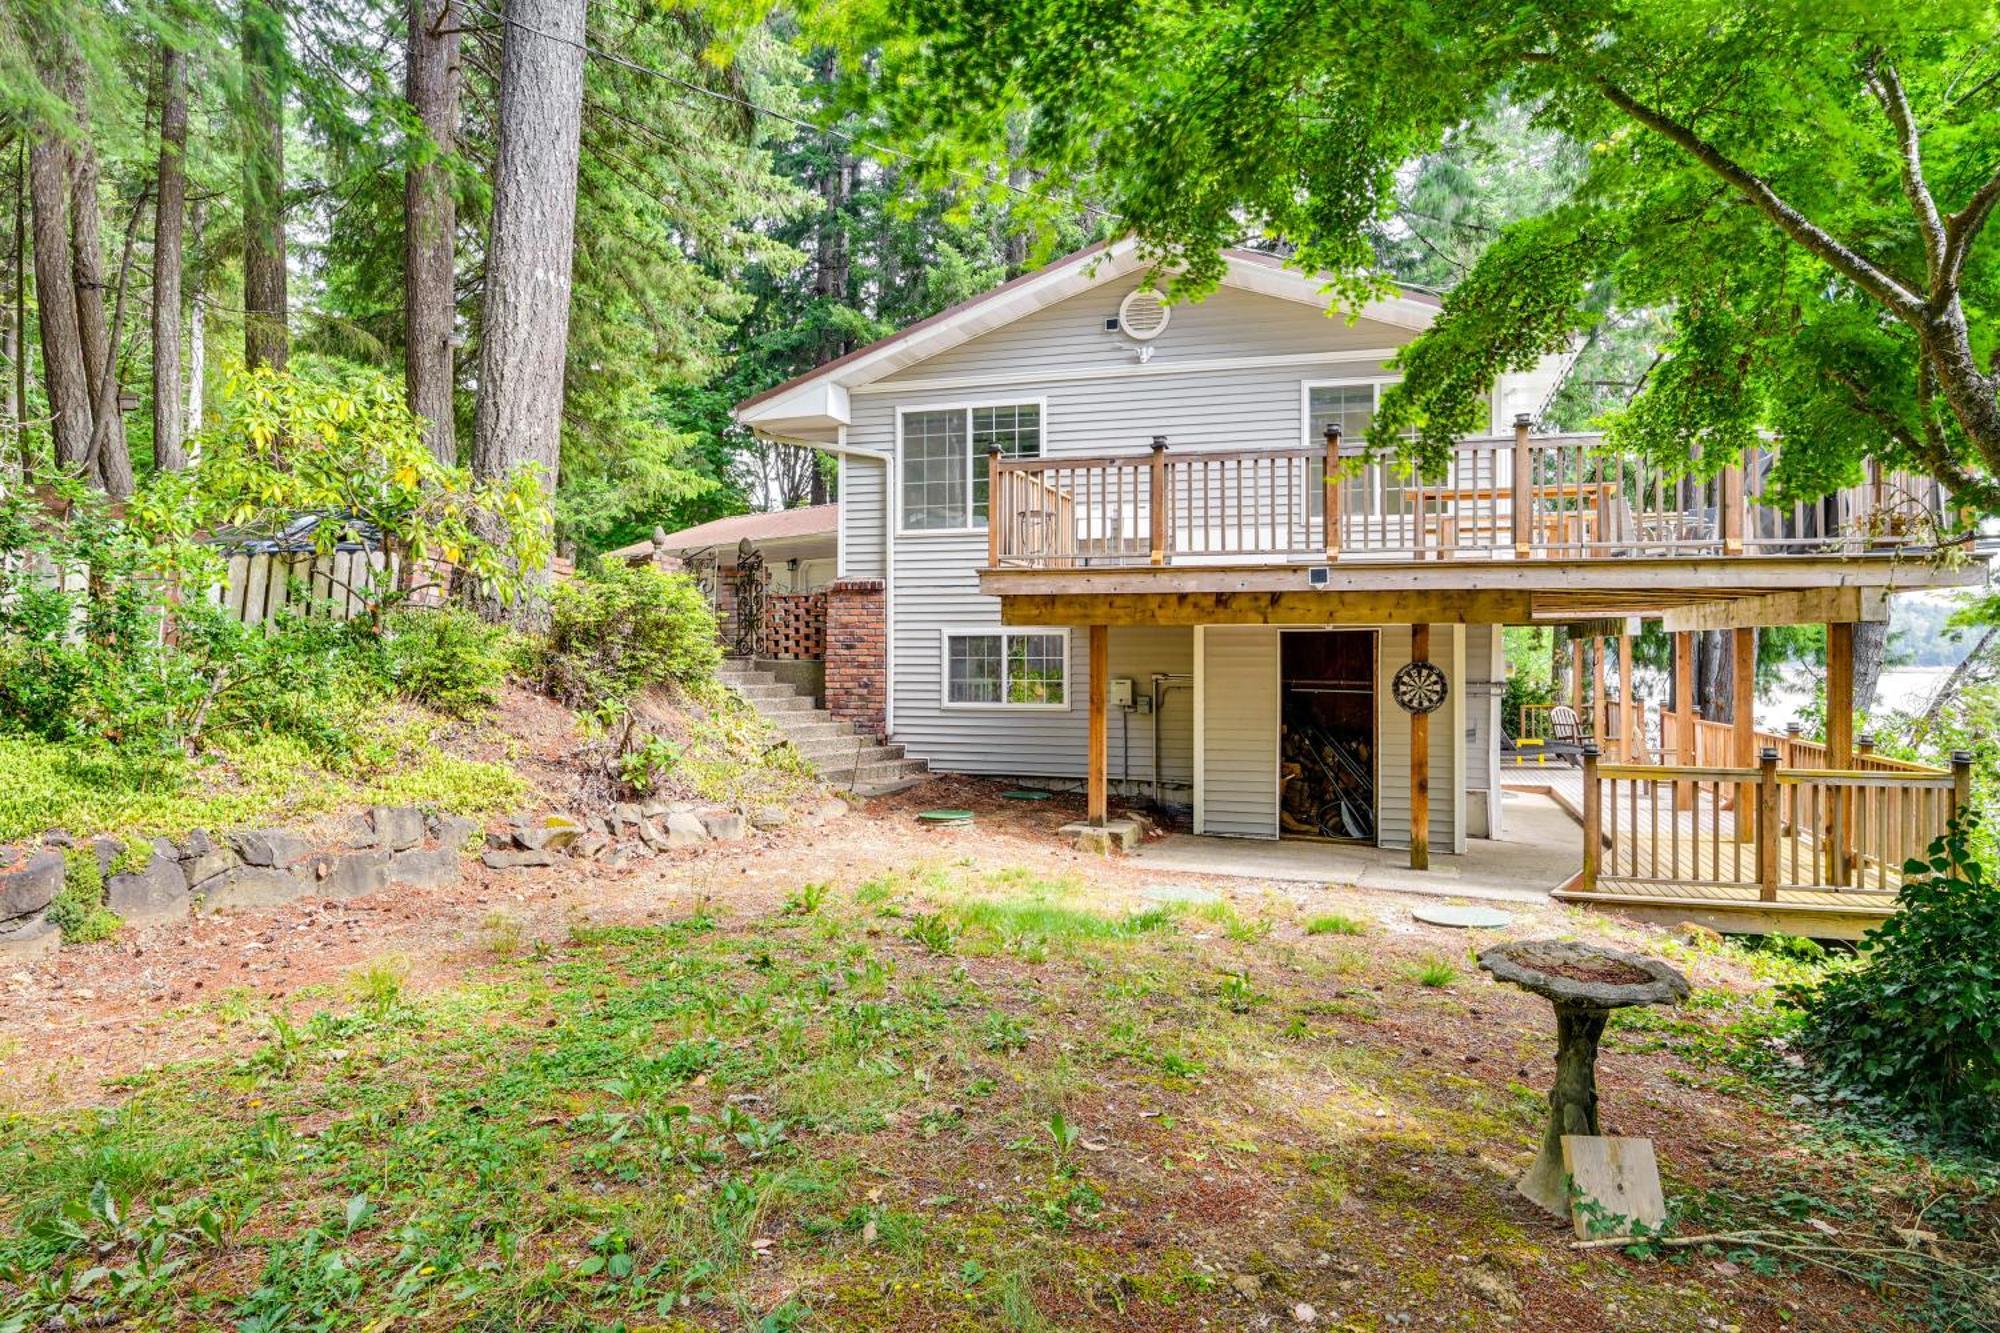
[0,792,850,961]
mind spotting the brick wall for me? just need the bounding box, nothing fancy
[825,578,887,738]
[758,592,827,660]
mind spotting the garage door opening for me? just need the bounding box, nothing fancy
[1280,630,1377,842]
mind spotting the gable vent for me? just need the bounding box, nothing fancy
[1118,287,1171,341]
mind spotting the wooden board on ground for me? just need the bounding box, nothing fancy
[1561,1135,1666,1240]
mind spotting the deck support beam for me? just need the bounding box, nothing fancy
[1617,634,1636,761]
[1411,623,1431,871]
[1087,624,1109,826]
[1672,631,1695,811]
[1732,627,1757,842]
[1827,621,1854,885]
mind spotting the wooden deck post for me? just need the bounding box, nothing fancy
[1951,749,1974,824]
[1410,623,1431,871]
[1148,436,1169,566]
[1732,627,1756,842]
[1616,634,1636,762]
[1321,425,1343,562]
[1580,742,1601,889]
[1592,636,1608,747]
[1826,620,1854,884]
[1087,624,1109,826]
[1721,461,1745,555]
[1673,630,1695,811]
[1511,413,1532,558]
[986,445,1003,568]
[1757,747,1780,902]
[1570,636,1584,713]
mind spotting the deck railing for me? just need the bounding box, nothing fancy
[987,425,1961,569]
[1581,746,1972,901]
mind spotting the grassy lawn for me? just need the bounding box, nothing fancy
[1,863,1991,1330]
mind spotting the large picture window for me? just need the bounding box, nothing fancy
[901,403,1042,530]
[1306,380,1405,518]
[943,630,1068,708]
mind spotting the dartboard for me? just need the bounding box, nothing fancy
[1391,661,1449,715]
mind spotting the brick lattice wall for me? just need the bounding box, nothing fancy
[825,579,887,738]
[758,592,827,660]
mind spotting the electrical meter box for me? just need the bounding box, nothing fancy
[1109,677,1135,708]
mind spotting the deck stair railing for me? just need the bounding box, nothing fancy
[986,424,1964,569]
[1580,744,1972,901]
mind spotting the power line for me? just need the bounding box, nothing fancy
[460,0,1119,223]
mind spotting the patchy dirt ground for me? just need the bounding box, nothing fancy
[2,776,1991,1331]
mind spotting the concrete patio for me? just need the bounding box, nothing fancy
[1130,790,1583,906]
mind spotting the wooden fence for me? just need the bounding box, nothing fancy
[216,548,449,626]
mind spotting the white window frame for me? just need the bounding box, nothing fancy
[1300,376,1404,519]
[937,626,1072,711]
[894,397,1048,536]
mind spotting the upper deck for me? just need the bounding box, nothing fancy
[979,423,1989,627]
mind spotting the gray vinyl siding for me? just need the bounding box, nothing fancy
[873,282,1397,386]
[1197,627,1280,837]
[838,454,887,579]
[1375,626,1464,854]
[845,274,1422,794]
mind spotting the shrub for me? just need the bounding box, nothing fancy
[381,607,511,718]
[48,850,122,944]
[535,563,720,707]
[1784,817,2000,1148]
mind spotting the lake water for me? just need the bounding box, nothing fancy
[1763,665,1953,730]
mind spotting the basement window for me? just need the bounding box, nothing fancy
[900,402,1042,531]
[943,630,1068,708]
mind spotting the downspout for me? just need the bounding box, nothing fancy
[1150,672,1193,806]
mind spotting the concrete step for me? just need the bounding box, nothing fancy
[736,680,810,702]
[766,718,855,744]
[750,692,817,713]
[821,757,931,787]
[793,739,906,766]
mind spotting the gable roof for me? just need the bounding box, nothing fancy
[605,504,840,562]
[732,239,1443,447]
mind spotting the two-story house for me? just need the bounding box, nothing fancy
[735,238,1984,935]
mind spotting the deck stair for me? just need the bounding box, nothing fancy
[719,659,929,795]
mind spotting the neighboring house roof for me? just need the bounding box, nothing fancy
[606,504,839,562]
[732,238,1447,447]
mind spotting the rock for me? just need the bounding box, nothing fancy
[749,804,790,830]
[639,800,669,819]
[1229,1273,1263,1300]
[637,818,671,852]
[801,797,848,828]
[232,827,312,869]
[611,803,641,835]
[179,828,216,857]
[664,811,709,849]
[343,813,379,849]
[700,811,748,842]
[180,847,240,891]
[198,866,308,912]
[573,831,611,860]
[1464,1260,1521,1314]
[516,814,581,852]
[481,849,557,871]
[1672,920,1723,947]
[0,915,60,961]
[370,805,427,852]
[104,844,188,924]
[1292,1304,1318,1326]
[319,850,393,900]
[42,829,74,849]
[0,849,65,919]
[583,813,608,836]
[89,836,126,875]
[389,847,462,890]
[1269,1240,1309,1269]
[431,815,480,852]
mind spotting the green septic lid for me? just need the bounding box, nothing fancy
[918,809,975,825]
[1002,789,1052,801]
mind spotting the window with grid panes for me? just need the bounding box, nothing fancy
[900,404,1041,530]
[944,631,1067,707]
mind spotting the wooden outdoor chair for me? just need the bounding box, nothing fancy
[1546,703,1587,767]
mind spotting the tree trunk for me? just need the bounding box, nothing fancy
[62,43,133,495]
[405,0,461,465]
[3,138,19,479]
[185,197,205,437]
[472,0,585,525]
[27,139,91,471]
[1850,619,1888,716]
[241,0,288,371]
[1698,628,1728,718]
[152,39,188,471]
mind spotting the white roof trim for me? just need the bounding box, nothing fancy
[734,242,1439,434]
